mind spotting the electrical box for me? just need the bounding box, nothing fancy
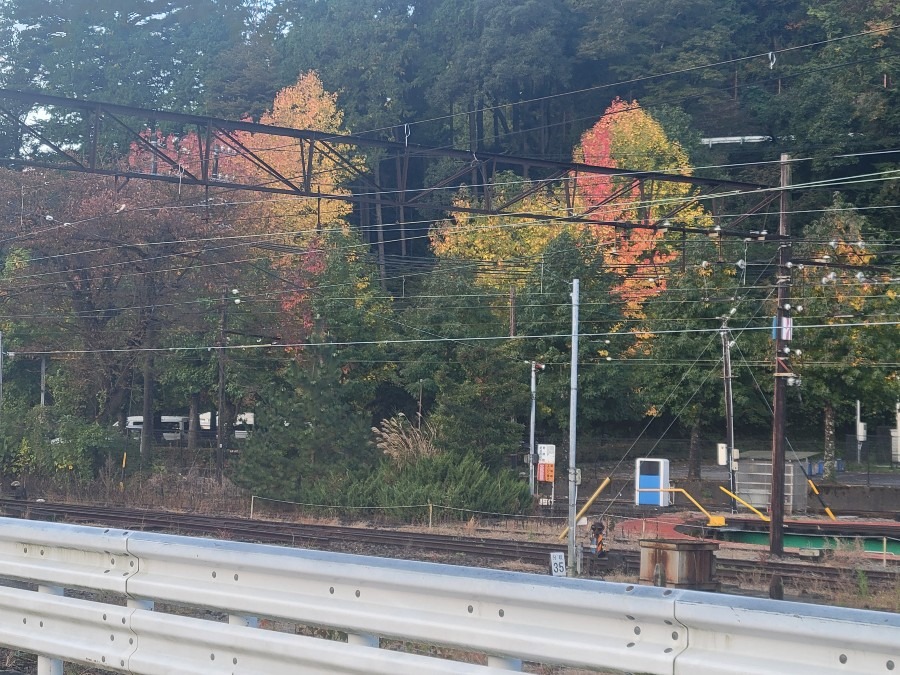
[635,458,670,507]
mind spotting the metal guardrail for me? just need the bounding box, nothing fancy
[0,517,897,674]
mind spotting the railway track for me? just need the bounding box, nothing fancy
[0,499,566,568]
[2,499,897,591]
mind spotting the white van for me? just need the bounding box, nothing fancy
[123,416,188,442]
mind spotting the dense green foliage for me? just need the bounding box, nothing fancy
[0,0,897,511]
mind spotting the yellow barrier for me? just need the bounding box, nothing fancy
[658,488,725,527]
[718,486,770,522]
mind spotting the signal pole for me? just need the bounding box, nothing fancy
[770,154,792,556]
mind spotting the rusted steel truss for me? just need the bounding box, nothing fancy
[0,88,769,237]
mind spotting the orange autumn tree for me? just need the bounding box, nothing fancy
[126,72,365,342]
[127,71,357,251]
[575,98,711,314]
[249,71,357,243]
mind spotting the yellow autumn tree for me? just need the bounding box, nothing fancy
[430,171,592,290]
[226,71,359,248]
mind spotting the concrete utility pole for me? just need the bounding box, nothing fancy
[721,321,737,513]
[528,361,542,497]
[567,279,579,576]
[216,288,228,485]
[856,399,864,463]
[770,153,792,556]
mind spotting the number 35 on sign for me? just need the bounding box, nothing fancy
[549,551,566,577]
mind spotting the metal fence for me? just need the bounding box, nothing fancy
[0,517,897,674]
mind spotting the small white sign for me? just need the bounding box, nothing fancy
[537,443,556,464]
[717,443,728,466]
[549,551,566,577]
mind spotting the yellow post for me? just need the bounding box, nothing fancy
[557,477,611,541]
[119,452,127,493]
[807,479,837,521]
[658,488,725,527]
[719,486,770,522]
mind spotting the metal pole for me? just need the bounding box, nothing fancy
[216,288,227,484]
[856,399,862,464]
[529,362,537,497]
[721,323,736,513]
[770,153,791,556]
[38,585,64,675]
[567,279,579,576]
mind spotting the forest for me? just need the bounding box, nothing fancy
[0,0,897,515]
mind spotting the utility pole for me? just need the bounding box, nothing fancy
[721,320,736,513]
[567,279,579,576]
[528,361,544,497]
[770,153,791,556]
[216,288,227,485]
[855,399,864,463]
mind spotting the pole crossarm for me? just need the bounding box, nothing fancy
[0,88,766,227]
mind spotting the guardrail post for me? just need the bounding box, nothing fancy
[487,655,522,670]
[347,633,379,648]
[229,614,259,628]
[37,585,64,675]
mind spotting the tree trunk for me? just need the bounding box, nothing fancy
[372,163,387,289]
[188,392,201,450]
[823,401,836,481]
[475,97,485,152]
[688,422,702,479]
[139,354,154,464]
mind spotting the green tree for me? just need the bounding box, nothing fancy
[636,241,768,478]
[233,230,393,496]
[0,0,250,108]
[792,193,899,478]
[516,230,638,438]
[276,0,422,135]
[394,263,527,467]
[418,0,578,154]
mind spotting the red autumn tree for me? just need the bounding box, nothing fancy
[575,98,711,315]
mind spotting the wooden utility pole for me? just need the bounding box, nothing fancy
[770,153,792,556]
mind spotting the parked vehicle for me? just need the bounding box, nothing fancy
[120,416,189,442]
[198,412,255,439]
